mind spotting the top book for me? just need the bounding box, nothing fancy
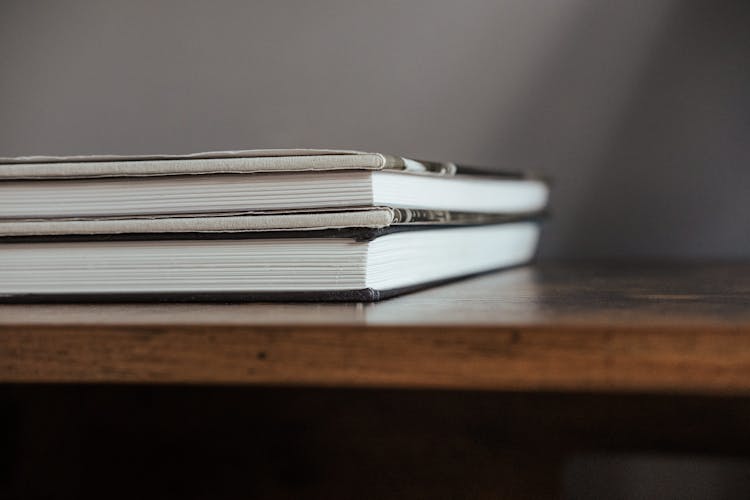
[0,149,549,220]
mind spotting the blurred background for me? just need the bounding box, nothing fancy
[2,1,749,497]
[1,0,748,259]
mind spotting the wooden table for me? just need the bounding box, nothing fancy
[2,262,750,498]
[3,261,750,392]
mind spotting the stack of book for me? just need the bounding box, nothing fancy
[0,149,549,301]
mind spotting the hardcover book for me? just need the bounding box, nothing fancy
[0,149,548,301]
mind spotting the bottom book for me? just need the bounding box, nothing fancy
[0,221,539,302]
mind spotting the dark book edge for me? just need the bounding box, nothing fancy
[0,261,531,304]
[385,155,550,183]
[0,212,546,244]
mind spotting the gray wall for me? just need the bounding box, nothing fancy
[1,0,748,258]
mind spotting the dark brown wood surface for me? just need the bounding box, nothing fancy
[2,262,750,393]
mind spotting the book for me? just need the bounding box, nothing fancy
[0,149,548,301]
[0,221,539,302]
[0,208,530,237]
[0,149,547,219]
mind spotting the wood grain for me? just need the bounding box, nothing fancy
[2,262,750,393]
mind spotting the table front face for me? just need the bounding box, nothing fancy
[2,262,750,392]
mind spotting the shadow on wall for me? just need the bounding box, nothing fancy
[510,1,750,259]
